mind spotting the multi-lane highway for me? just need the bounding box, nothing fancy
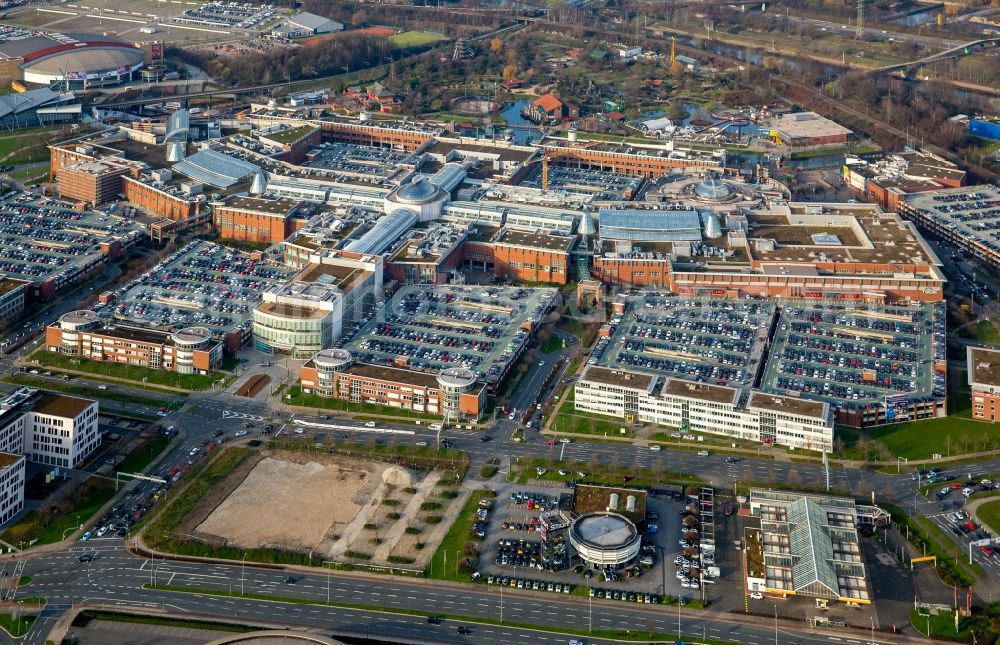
[14,536,919,645]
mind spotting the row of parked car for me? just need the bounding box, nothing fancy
[484,575,572,593]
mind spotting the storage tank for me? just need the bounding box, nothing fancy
[626,495,637,512]
[608,493,620,511]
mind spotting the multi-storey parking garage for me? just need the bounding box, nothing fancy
[344,284,557,391]
[760,301,946,425]
[0,191,143,298]
[595,296,776,389]
[101,240,295,351]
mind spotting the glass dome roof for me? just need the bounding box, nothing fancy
[395,177,441,204]
[694,178,732,202]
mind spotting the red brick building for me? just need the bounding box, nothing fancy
[213,196,303,244]
[969,346,1000,422]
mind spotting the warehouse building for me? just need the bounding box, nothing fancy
[767,112,851,147]
[274,12,344,37]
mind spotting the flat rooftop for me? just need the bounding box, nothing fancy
[596,296,775,389]
[494,229,576,253]
[32,393,93,418]
[902,185,1000,261]
[220,196,299,216]
[969,346,1000,388]
[661,378,738,405]
[346,284,556,385]
[256,300,327,320]
[0,452,22,470]
[747,391,827,419]
[426,139,533,163]
[579,365,655,391]
[342,362,442,389]
[760,300,944,412]
[102,240,295,336]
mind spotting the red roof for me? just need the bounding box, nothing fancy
[608,111,626,121]
[532,94,563,113]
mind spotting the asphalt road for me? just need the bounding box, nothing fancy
[15,540,908,645]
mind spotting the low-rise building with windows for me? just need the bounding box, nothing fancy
[26,393,99,468]
[0,453,24,527]
[298,351,486,419]
[574,366,833,451]
[45,310,222,374]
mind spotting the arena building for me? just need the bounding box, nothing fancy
[0,29,145,89]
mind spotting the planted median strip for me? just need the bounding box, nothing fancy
[143,583,743,644]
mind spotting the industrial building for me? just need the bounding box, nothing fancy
[273,12,344,37]
[45,310,223,375]
[746,489,887,606]
[766,112,852,147]
[968,346,1000,422]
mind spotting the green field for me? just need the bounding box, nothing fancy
[390,31,447,48]
[428,490,492,581]
[977,499,1000,535]
[547,390,633,438]
[959,320,1000,344]
[861,411,1000,460]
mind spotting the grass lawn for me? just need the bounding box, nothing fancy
[118,435,171,474]
[284,386,440,421]
[390,31,446,47]
[1,484,115,547]
[862,411,1000,460]
[515,455,702,489]
[540,335,564,354]
[977,499,1000,535]
[428,490,493,581]
[0,612,35,637]
[30,350,227,391]
[909,608,964,640]
[960,320,1000,344]
[547,390,634,438]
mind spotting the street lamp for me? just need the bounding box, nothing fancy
[62,524,82,545]
[897,456,908,474]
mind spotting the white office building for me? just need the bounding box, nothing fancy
[26,394,100,468]
[575,366,833,451]
[0,453,24,526]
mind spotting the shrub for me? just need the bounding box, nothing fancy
[388,555,415,564]
[424,515,443,524]
[404,526,422,535]
[363,522,378,531]
[381,499,400,507]
[386,512,402,520]
[420,501,443,511]
[344,550,372,560]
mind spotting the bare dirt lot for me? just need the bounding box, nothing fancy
[196,454,383,551]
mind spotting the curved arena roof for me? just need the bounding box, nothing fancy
[24,46,143,74]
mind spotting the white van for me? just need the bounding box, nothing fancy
[428,423,442,431]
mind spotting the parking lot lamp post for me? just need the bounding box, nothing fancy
[897,457,908,474]
[774,604,778,645]
[499,575,503,624]
[587,578,592,634]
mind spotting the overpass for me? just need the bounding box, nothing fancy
[867,37,1000,74]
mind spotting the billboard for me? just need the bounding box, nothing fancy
[65,71,86,80]
[117,65,131,74]
[150,42,163,61]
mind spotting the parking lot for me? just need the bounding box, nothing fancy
[301,142,413,180]
[760,301,944,409]
[168,1,279,30]
[99,239,294,336]
[469,481,724,606]
[345,285,557,385]
[521,166,641,201]
[0,190,144,285]
[595,296,775,388]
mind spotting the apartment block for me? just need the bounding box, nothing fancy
[575,366,833,451]
[46,310,222,375]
